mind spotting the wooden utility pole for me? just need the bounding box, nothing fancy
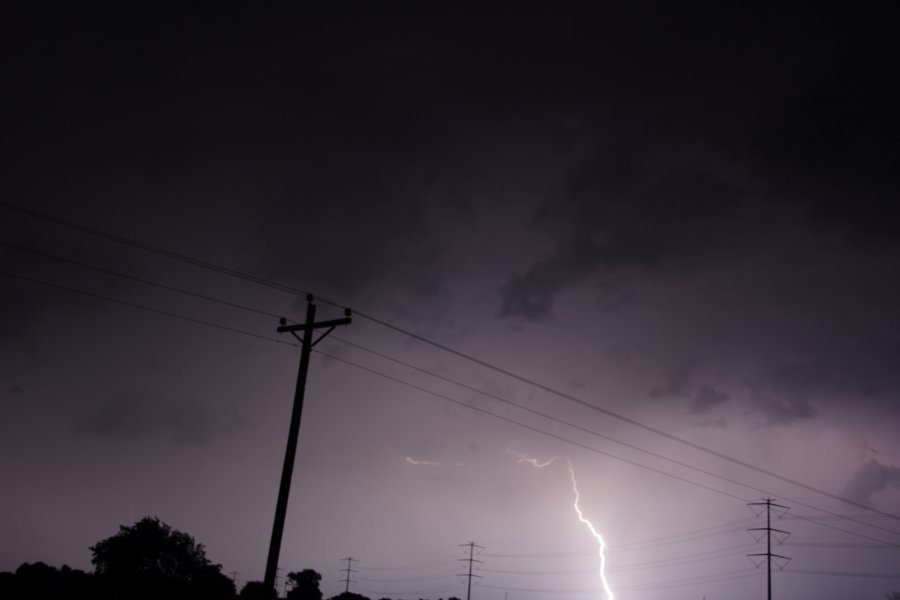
[264,295,351,596]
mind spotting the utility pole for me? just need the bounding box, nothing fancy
[340,557,358,593]
[264,295,352,596]
[747,498,791,600]
[459,542,483,600]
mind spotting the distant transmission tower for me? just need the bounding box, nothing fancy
[340,557,358,593]
[459,542,484,600]
[747,498,791,600]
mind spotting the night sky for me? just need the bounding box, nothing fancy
[3,3,900,599]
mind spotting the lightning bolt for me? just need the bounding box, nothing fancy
[505,446,616,600]
[505,443,556,468]
[568,458,614,600]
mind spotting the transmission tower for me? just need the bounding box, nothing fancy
[340,557,358,593]
[747,498,791,600]
[459,542,484,600]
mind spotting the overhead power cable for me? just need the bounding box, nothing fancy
[326,335,900,541]
[311,348,751,503]
[615,569,760,593]
[3,199,895,524]
[0,201,316,299]
[784,568,900,579]
[3,250,899,547]
[352,311,900,524]
[0,270,294,347]
[4,249,898,547]
[479,568,759,595]
[357,555,462,571]
[0,267,750,505]
[355,569,461,584]
[784,541,900,549]
[0,241,285,320]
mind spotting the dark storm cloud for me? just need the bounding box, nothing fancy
[492,7,900,423]
[841,459,900,506]
[0,282,37,347]
[493,4,900,317]
[750,392,816,426]
[4,2,498,305]
[647,359,731,417]
[689,385,729,415]
[650,358,699,400]
[74,387,242,444]
[254,156,461,304]
[500,144,749,320]
[6,2,899,424]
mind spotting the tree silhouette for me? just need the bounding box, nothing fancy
[239,580,275,599]
[0,562,95,600]
[90,516,234,599]
[328,592,371,600]
[287,569,322,600]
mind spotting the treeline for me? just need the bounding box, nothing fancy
[0,517,460,600]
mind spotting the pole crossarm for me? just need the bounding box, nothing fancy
[277,315,353,334]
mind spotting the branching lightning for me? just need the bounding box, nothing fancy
[568,458,614,600]
[505,443,556,468]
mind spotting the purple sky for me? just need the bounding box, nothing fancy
[2,3,900,599]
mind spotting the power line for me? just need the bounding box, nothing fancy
[615,569,760,593]
[356,570,461,584]
[480,549,597,559]
[612,519,755,551]
[0,241,286,320]
[311,347,750,503]
[4,261,898,550]
[0,201,319,300]
[5,239,896,543]
[354,309,900,524]
[6,264,900,600]
[481,544,755,576]
[0,267,750,507]
[318,347,900,548]
[357,556,462,571]
[357,582,462,598]
[784,541,900,549]
[612,544,757,572]
[783,568,900,579]
[478,568,759,595]
[326,336,900,543]
[0,270,294,347]
[5,199,897,524]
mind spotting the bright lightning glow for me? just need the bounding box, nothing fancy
[568,458,615,600]
[507,446,615,600]
[505,443,556,468]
